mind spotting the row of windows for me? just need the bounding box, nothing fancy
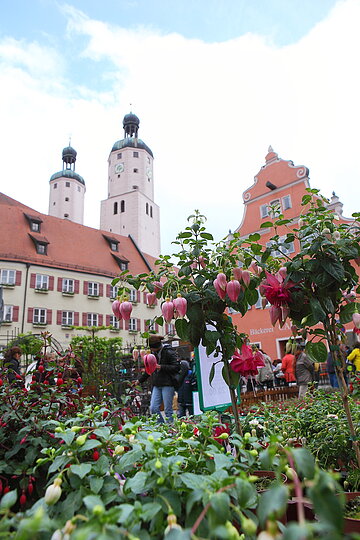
[260,195,292,219]
[53,182,81,191]
[113,201,154,218]
[117,152,151,162]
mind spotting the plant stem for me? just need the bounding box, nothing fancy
[223,358,242,436]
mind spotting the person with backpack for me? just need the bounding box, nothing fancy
[137,335,180,423]
[177,359,196,417]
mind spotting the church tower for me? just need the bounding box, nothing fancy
[48,145,86,224]
[100,113,160,257]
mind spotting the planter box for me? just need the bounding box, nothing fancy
[35,289,48,294]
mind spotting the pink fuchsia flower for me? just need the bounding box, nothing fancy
[216,272,227,291]
[233,267,243,281]
[277,267,287,280]
[230,344,265,377]
[162,299,174,323]
[120,301,132,320]
[226,280,241,302]
[199,256,206,269]
[146,292,157,306]
[213,278,226,300]
[112,300,122,320]
[353,313,360,329]
[173,295,187,318]
[249,261,260,275]
[140,349,146,359]
[132,348,139,361]
[143,353,158,375]
[260,271,294,307]
[153,281,163,294]
[241,270,251,287]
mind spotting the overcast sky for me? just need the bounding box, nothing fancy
[1,0,359,256]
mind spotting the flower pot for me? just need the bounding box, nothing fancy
[284,497,315,523]
[342,492,360,533]
[253,470,287,493]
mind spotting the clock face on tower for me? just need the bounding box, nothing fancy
[146,166,152,179]
[114,163,124,174]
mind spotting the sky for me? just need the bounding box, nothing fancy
[1,0,360,256]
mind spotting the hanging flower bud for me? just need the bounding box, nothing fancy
[146,292,157,306]
[144,353,158,375]
[278,267,287,280]
[216,273,227,291]
[226,280,241,303]
[112,300,122,320]
[233,267,243,281]
[213,279,226,300]
[352,313,360,329]
[132,348,139,361]
[242,270,251,287]
[173,295,187,318]
[261,297,268,309]
[333,231,341,241]
[120,301,132,321]
[270,305,281,326]
[19,490,27,506]
[44,477,62,505]
[199,256,206,269]
[249,261,260,275]
[140,348,146,359]
[153,281,163,294]
[162,299,174,323]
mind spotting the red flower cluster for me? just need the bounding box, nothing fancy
[230,345,265,378]
[259,270,295,327]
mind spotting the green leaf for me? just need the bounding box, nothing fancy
[305,341,328,363]
[116,503,135,524]
[257,484,288,526]
[200,232,213,240]
[291,448,315,479]
[78,439,101,453]
[70,463,92,479]
[210,492,230,519]
[302,194,312,205]
[116,448,143,471]
[339,302,360,324]
[177,232,192,239]
[309,297,326,323]
[89,476,104,494]
[140,502,162,521]
[0,489,17,511]
[248,233,261,242]
[93,427,111,439]
[55,431,75,445]
[83,494,104,512]
[260,221,273,229]
[320,258,344,282]
[209,363,216,387]
[124,471,148,495]
[175,318,190,341]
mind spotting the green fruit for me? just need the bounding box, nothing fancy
[71,426,82,432]
[75,435,87,446]
[155,459,162,469]
[156,477,165,485]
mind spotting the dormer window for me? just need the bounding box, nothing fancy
[29,234,49,255]
[110,242,118,251]
[102,234,119,252]
[112,254,129,271]
[24,213,42,233]
[31,222,40,232]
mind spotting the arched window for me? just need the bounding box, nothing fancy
[146,203,149,215]
[114,202,118,214]
[120,200,125,213]
[150,206,153,218]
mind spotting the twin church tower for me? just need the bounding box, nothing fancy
[48,112,160,258]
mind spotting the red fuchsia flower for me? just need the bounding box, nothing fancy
[146,292,157,306]
[233,267,243,281]
[213,278,226,300]
[173,295,187,318]
[112,300,122,319]
[260,270,295,313]
[144,353,158,375]
[226,280,241,302]
[216,272,227,291]
[230,344,265,377]
[162,298,174,322]
[153,281,163,294]
[241,270,251,287]
[120,301,132,320]
[132,348,139,361]
[213,424,230,444]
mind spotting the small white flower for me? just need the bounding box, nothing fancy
[249,419,259,426]
[327,414,338,419]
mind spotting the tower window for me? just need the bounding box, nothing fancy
[114,202,118,214]
[54,183,57,189]
[53,202,56,205]
[77,186,80,192]
[66,182,70,187]
[133,151,139,158]
[150,206,153,218]
[133,168,138,173]
[64,214,69,218]
[120,200,125,213]
[146,203,149,215]
[117,153,122,159]
[65,197,69,202]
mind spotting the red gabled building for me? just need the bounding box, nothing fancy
[231,147,356,361]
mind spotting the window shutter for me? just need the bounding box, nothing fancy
[57,278,63,292]
[143,292,147,303]
[144,319,148,332]
[99,283,104,297]
[137,291,141,303]
[82,313,87,326]
[137,318,140,331]
[74,312,79,326]
[98,314,103,326]
[30,274,36,288]
[27,307,34,323]
[106,284,111,297]
[47,310,52,325]
[106,315,111,326]
[119,318,123,330]
[125,319,129,330]
[12,306,19,322]
[57,310,62,325]
[48,276,54,291]
[15,271,21,286]
[83,281,88,295]
[74,280,80,294]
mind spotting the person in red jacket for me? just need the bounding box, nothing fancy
[281,351,296,385]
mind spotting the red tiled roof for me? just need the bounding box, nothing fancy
[0,192,157,277]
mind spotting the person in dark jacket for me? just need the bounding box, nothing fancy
[177,360,195,417]
[3,346,22,384]
[138,335,180,423]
